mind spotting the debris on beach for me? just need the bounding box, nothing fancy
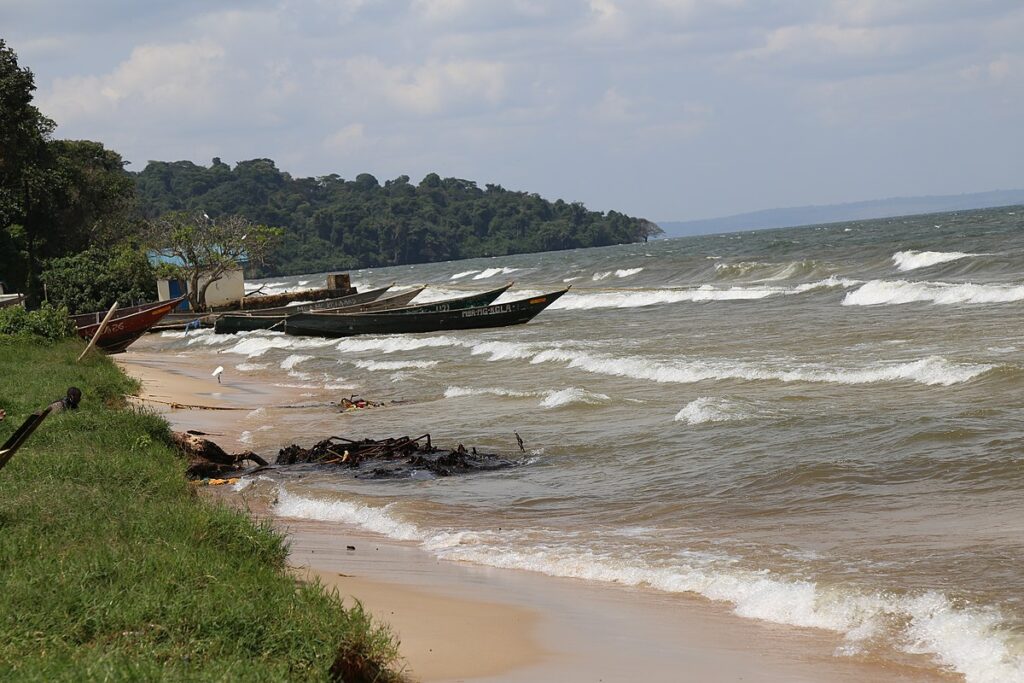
[338,395,382,411]
[171,430,269,479]
[172,430,520,480]
[276,434,518,479]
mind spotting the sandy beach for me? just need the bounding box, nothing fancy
[116,349,953,683]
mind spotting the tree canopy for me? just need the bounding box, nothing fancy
[0,40,138,306]
[135,160,663,277]
[143,210,281,311]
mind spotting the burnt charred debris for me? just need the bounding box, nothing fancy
[174,431,518,480]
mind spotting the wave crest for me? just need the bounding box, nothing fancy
[843,280,1024,306]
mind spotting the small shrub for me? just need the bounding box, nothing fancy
[0,304,76,341]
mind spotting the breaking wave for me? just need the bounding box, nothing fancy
[528,349,993,387]
[334,335,465,354]
[592,267,644,280]
[891,250,977,272]
[548,280,857,310]
[843,280,1024,306]
[221,335,337,357]
[450,269,480,280]
[444,385,610,408]
[353,359,439,371]
[538,387,610,408]
[444,386,534,399]
[674,397,750,425]
[274,489,1024,683]
[473,267,518,280]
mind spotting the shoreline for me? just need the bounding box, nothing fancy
[116,348,954,682]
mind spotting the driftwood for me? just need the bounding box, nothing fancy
[171,430,268,479]
[173,430,520,481]
[277,434,517,479]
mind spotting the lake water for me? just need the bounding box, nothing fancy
[150,205,1024,682]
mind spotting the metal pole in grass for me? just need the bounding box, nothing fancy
[77,301,119,362]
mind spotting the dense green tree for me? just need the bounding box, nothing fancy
[142,211,282,311]
[134,160,663,276]
[0,38,55,301]
[40,246,156,314]
[0,41,139,303]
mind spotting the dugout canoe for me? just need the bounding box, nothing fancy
[215,285,425,334]
[211,284,395,334]
[72,295,187,354]
[282,287,568,338]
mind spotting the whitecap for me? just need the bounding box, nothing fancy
[615,267,644,278]
[450,270,480,280]
[280,354,312,370]
[539,387,611,408]
[843,280,1024,306]
[473,267,518,280]
[674,397,748,425]
[444,386,535,399]
[892,250,976,271]
[529,349,992,387]
[353,359,439,371]
[335,335,466,354]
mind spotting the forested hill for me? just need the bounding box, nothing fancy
[134,158,662,277]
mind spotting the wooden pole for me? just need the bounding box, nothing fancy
[77,301,119,362]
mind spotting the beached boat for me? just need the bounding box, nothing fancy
[0,293,25,309]
[214,285,425,334]
[72,296,187,354]
[282,287,568,338]
[373,281,513,315]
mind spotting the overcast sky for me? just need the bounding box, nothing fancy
[5,0,1023,220]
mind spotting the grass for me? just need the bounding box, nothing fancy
[0,338,402,681]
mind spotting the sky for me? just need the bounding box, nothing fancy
[4,0,1023,221]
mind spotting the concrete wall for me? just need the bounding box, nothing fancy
[158,268,245,309]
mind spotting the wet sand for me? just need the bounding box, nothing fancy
[116,348,953,682]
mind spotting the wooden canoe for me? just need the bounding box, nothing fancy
[72,296,187,354]
[214,285,425,334]
[283,288,568,338]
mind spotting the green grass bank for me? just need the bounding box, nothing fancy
[0,338,402,681]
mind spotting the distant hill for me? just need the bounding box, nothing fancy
[658,190,1024,237]
[134,158,661,277]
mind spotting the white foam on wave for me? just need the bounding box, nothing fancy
[529,349,993,387]
[450,269,480,280]
[843,280,1024,306]
[473,267,518,280]
[274,488,1024,683]
[334,335,465,355]
[538,387,611,408]
[792,276,863,292]
[444,384,609,408]
[280,354,312,370]
[353,359,439,371]
[675,397,749,425]
[468,340,539,361]
[594,267,644,280]
[275,489,420,540]
[234,362,268,372]
[892,250,976,271]
[444,386,534,399]
[549,279,859,311]
[221,335,337,357]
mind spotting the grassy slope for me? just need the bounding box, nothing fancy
[0,338,400,681]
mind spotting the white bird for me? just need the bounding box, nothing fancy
[212,366,224,383]
[203,212,210,220]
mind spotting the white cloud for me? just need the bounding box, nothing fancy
[341,57,507,115]
[39,40,226,123]
[324,123,368,153]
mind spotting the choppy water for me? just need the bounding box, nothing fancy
[151,206,1024,682]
